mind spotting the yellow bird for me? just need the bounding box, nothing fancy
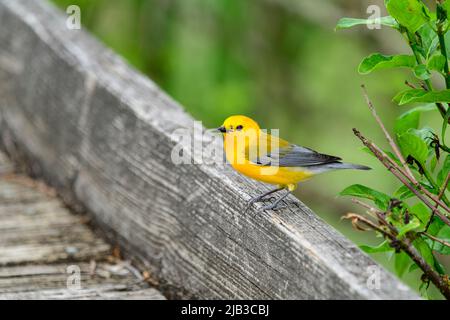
[217,115,370,211]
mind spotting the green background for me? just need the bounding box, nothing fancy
[53,0,448,298]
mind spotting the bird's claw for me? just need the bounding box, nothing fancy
[244,198,261,214]
[243,187,287,214]
[258,203,287,212]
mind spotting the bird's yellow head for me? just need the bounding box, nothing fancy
[218,116,262,165]
[217,115,261,136]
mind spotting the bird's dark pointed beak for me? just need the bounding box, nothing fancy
[217,126,227,133]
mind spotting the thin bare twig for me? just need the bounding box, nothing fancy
[421,232,450,249]
[352,121,450,213]
[404,80,417,89]
[386,156,450,212]
[398,239,450,300]
[439,172,450,200]
[425,172,450,231]
[352,197,450,250]
[351,198,378,218]
[343,213,371,231]
[361,85,417,183]
[361,86,450,211]
[351,198,397,234]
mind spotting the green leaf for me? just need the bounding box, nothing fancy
[430,155,438,172]
[393,89,450,105]
[394,111,420,136]
[393,106,433,136]
[428,216,444,236]
[386,0,430,33]
[410,202,431,225]
[443,0,450,14]
[335,16,399,30]
[434,225,450,254]
[358,53,416,74]
[419,23,439,59]
[394,251,414,277]
[427,54,446,71]
[437,154,450,187]
[398,104,435,114]
[419,281,430,299]
[408,263,419,273]
[421,182,439,197]
[397,218,422,237]
[394,184,415,200]
[445,31,450,59]
[434,259,447,275]
[441,107,450,150]
[413,238,435,268]
[360,240,393,253]
[339,184,391,210]
[410,127,434,145]
[413,64,431,80]
[397,132,429,165]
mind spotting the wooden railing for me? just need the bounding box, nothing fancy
[0,0,418,299]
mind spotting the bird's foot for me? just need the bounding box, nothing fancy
[257,190,292,212]
[244,195,266,213]
[243,187,285,213]
[258,203,287,212]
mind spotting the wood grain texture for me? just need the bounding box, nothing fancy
[0,263,165,300]
[0,177,110,266]
[0,0,419,299]
[0,152,165,300]
[0,287,165,300]
[0,152,13,175]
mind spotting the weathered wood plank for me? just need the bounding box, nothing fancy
[0,151,165,299]
[0,263,165,300]
[0,287,165,300]
[0,0,418,299]
[0,177,110,266]
[0,152,13,175]
[0,263,135,292]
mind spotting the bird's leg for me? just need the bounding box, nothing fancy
[244,187,284,213]
[258,190,292,212]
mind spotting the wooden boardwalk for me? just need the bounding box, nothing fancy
[0,152,165,300]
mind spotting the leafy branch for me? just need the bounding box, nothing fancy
[348,88,450,299]
[337,0,450,299]
[343,211,450,299]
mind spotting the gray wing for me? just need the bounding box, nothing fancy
[254,144,342,167]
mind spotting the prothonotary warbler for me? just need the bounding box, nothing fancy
[217,115,370,212]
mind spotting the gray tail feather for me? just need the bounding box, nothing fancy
[310,161,371,173]
[333,162,371,170]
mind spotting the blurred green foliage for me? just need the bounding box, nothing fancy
[52,0,448,298]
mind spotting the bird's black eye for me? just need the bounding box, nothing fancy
[236,125,243,131]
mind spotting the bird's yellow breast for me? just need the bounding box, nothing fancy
[224,135,313,186]
[231,162,313,186]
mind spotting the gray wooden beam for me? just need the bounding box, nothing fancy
[0,0,418,299]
